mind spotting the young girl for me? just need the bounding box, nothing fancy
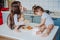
[33,6,54,36]
[7,1,25,32]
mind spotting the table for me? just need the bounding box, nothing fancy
[0,23,59,40]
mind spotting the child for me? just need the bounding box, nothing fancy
[33,6,54,36]
[7,1,25,32]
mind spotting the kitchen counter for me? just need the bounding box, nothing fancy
[1,11,60,18]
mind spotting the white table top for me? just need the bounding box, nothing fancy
[0,23,59,40]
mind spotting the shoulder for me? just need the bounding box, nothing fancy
[43,12,48,16]
[41,12,48,18]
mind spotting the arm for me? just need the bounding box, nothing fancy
[39,18,46,27]
[14,14,18,26]
[19,14,25,21]
[39,13,47,27]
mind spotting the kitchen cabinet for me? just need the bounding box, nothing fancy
[52,18,60,26]
[24,15,32,22]
[2,11,10,23]
[24,15,41,23]
[33,16,41,23]
[52,18,60,40]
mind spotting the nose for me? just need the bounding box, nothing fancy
[13,7,18,10]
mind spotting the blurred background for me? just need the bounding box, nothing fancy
[0,0,60,40]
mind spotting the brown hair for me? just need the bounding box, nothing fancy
[7,1,22,30]
[34,6,44,12]
[32,5,37,10]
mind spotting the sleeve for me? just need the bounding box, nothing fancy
[18,14,25,25]
[14,14,19,26]
[14,14,25,26]
[41,13,47,19]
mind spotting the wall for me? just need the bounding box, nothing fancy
[16,0,60,12]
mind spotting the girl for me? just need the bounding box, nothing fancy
[33,6,54,36]
[7,1,25,32]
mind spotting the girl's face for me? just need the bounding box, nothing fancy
[12,4,20,14]
[12,4,19,11]
[34,9,42,16]
[17,3,23,12]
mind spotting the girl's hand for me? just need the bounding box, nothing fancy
[36,30,42,35]
[35,24,40,27]
[24,20,30,23]
[42,29,50,37]
[14,25,20,32]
